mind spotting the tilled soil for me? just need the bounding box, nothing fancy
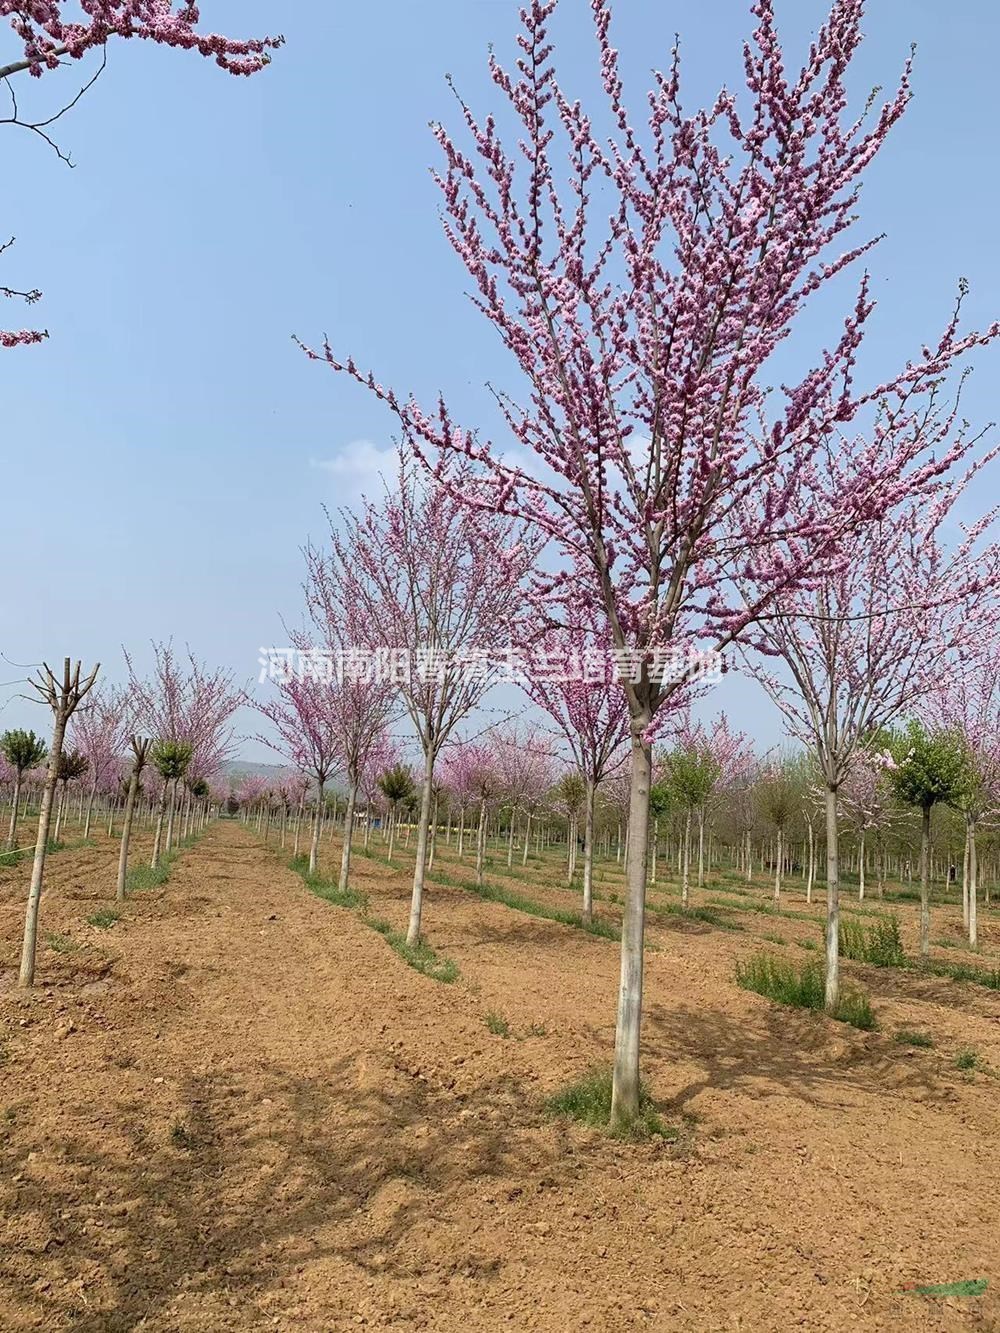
[2,822,999,1331]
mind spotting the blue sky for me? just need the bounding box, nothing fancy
[2,0,998,762]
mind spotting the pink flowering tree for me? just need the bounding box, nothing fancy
[69,684,130,838]
[1,5,281,346]
[301,561,402,892]
[255,673,341,875]
[740,471,999,1002]
[521,626,629,921]
[839,755,892,901]
[126,641,241,861]
[313,449,536,944]
[302,0,1000,1125]
[923,645,1000,947]
[440,737,501,887]
[660,713,755,906]
[490,723,559,869]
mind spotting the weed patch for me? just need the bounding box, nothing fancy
[545,1066,677,1142]
[839,915,906,968]
[86,907,121,930]
[735,951,876,1030]
[895,1029,934,1048]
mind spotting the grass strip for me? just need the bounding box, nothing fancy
[288,853,459,984]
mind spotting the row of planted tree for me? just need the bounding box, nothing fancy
[1,647,242,986]
[235,710,1000,942]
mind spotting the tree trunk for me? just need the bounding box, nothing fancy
[428,794,439,872]
[308,779,325,875]
[806,820,815,905]
[406,762,435,946]
[293,795,304,858]
[338,781,358,892]
[19,713,69,988]
[6,772,21,850]
[81,782,96,840]
[522,811,531,866]
[610,719,652,1132]
[858,830,866,901]
[968,814,978,950]
[824,785,840,1012]
[681,809,691,909]
[582,778,595,926]
[697,808,705,889]
[475,796,487,889]
[116,769,142,902]
[54,785,66,843]
[774,827,783,904]
[151,784,168,869]
[919,805,932,957]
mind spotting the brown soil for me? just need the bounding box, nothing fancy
[2,823,999,1331]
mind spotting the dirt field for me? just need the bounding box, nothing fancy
[2,821,1000,1331]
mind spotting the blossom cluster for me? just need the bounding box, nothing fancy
[258,645,722,688]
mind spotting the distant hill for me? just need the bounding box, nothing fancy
[224,759,294,783]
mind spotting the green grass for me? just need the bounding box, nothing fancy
[287,851,458,984]
[485,1011,511,1037]
[0,836,94,868]
[44,931,78,953]
[544,1066,677,1142]
[735,951,876,1030]
[290,854,368,909]
[894,1029,934,1048]
[86,907,121,930]
[954,1047,981,1071]
[839,915,906,968]
[429,867,620,940]
[647,900,743,932]
[366,917,459,984]
[124,834,202,895]
[917,958,1000,991]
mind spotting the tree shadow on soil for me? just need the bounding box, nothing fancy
[0,1056,567,1331]
[643,1002,944,1115]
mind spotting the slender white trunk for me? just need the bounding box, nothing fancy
[968,815,978,949]
[805,820,814,905]
[582,778,595,925]
[116,770,141,901]
[6,773,21,850]
[475,796,487,888]
[681,809,691,908]
[857,829,866,901]
[697,809,705,889]
[824,785,840,1012]
[774,827,783,904]
[308,780,325,875]
[919,806,931,957]
[611,720,651,1131]
[338,782,358,892]
[19,714,69,987]
[406,762,435,946]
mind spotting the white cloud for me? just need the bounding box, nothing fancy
[310,439,398,502]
